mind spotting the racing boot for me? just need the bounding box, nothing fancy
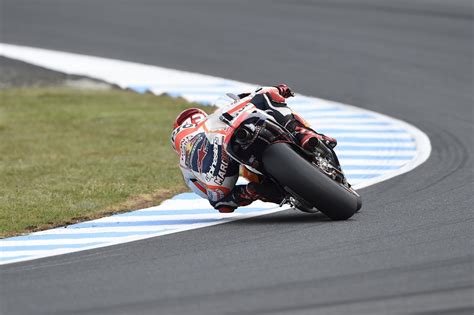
[284,113,337,151]
[213,184,259,213]
[232,181,284,205]
[295,126,338,151]
[213,181,284,213]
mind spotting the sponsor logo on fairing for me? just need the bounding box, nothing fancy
[179,135,195,165]
[186,133,205,168]
[172,122,195,143]
[197,138,208,173]
[205,137,229,185]
[207,188,225,201]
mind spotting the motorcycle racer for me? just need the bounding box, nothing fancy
[171,84,337,213]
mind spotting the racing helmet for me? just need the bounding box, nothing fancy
[173,108,207,130]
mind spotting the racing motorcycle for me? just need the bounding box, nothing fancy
[218,93,362,220]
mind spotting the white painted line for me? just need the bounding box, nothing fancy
[1,237,132,247]
[0,206,289,263]
[340,160,409,166]
[336,142,418,148]
[82,212,265,223]
[8,226,186,235]
[323,133,413,139]
[335,150,415,156]
[344,169,394,175]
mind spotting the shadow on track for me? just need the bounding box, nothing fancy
[236,209,333,225]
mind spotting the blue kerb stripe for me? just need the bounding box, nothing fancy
[117,209,218,216]
[172,193,201,200]
[1,207,274,242]
[128,85,149,94]
[289,99,314,104]
[346,174,380,179]
[337,145,417,151]
[136,82,239,90]
[295,108,343,113]
[339,155,414,160]
[117,206,269,217]
[322,121,391,126]
[2,231,164,242]
[71,218,225,229]
[177,90,230,95]
[306,114,374,119]
[342,165,400,170]
[167,91,182,98]
[337,137,414,143]
[1,242,105,252]
[210,82,240,88]
[319,129,408,134]
[0,255,32,262]
[209,82,236,88]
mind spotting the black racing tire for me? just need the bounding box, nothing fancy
[262,143,361,220]
[355,190,362,212]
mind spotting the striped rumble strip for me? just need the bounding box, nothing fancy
[0,43,431,265]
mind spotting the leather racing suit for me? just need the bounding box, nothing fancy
[171,85,337,213]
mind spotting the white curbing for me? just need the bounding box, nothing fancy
[0,43,431,265]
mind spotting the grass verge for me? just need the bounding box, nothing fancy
[0,88,212,237]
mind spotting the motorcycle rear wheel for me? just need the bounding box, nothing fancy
[262,143,361,220]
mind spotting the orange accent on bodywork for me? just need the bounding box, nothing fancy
[205,184,230,195]
[293,112,312,128]
[241,166,261,183]
[202,122,227,135]
[174,127,198,155]
[227,99,252,114]
[258,87,286,103]
[192,180,207,194]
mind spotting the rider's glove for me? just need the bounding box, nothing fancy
[233,184,259,205]
[212,185,257,213]
[274,84,295,98]
[321,134,338,149]
[213,181,283,213]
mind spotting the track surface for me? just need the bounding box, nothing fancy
[1,1,473,314]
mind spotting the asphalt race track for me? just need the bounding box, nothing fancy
[1,1,473,314]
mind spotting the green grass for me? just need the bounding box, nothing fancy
[0,88,212,237]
